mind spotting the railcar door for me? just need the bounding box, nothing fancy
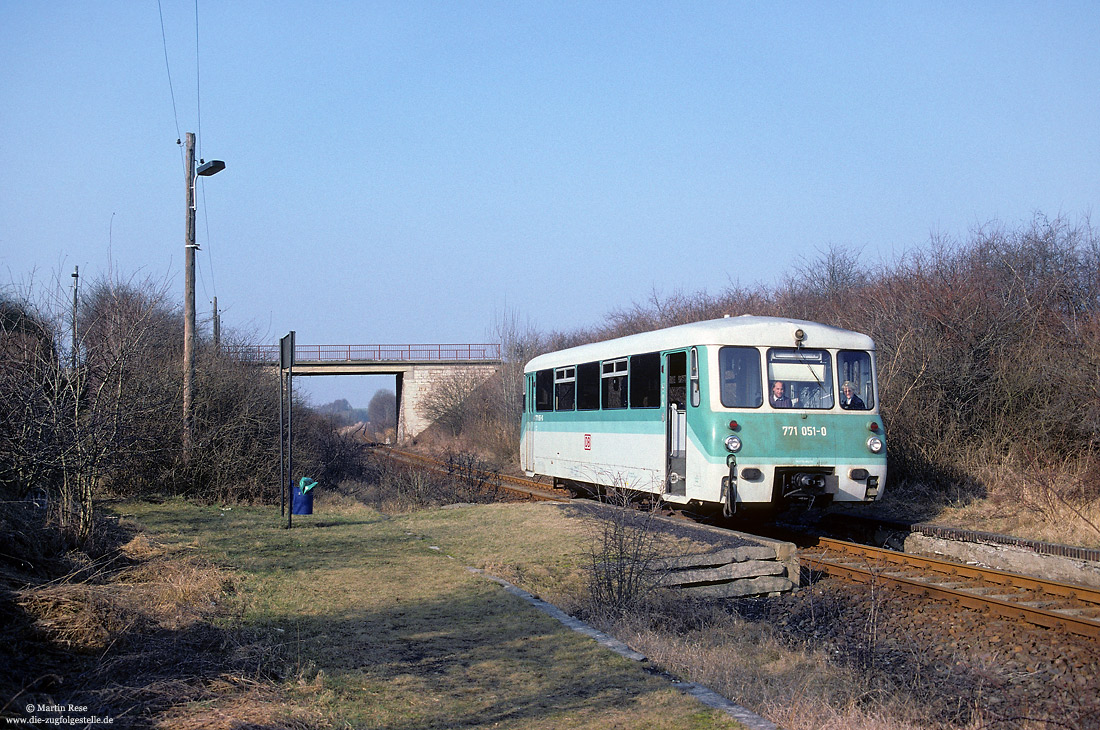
[665,351,687,496]
[522,374,535,472]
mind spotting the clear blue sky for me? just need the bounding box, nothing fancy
[2,2,1097,407]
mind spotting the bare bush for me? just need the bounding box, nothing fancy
[602,216,1100,517]
[417,368,488,437]
[2,269,367,540]
[344,452,504,513]
[585,487,666,618]
[1,274,178,543]
[441,451,504,503]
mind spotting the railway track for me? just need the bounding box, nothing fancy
[377,447,1100,638]
[377,447,569,502]
[801,537,1100,640]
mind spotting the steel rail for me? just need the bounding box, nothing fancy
[815,538,1100,604]
[378,447,569,503]
[802,538,1100,640]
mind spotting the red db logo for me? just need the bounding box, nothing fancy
[584,434,592,451]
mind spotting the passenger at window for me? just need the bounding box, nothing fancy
[770,380,792,408]
[840,381,865,410]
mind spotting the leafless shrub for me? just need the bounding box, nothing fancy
[442,451,504,503]
[2,269,367,541]
[0,274,178,543]
[417,368,488,437]
[587,216,1100,513]
[584,486,667,618]
[346,452,504,513]
[1014,453,1100,541]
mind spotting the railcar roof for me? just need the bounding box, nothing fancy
[524,315,875,372]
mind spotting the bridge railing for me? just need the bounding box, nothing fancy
[225,343,501,365]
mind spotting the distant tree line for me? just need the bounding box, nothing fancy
[0,274,364,545]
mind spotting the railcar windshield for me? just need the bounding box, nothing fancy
[767,348,834,409]
[718,346,763,408]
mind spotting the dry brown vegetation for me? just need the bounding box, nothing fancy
[339,451,509,513]
[0,503,321,728]
[5,497,742,729]
[0,274,366,543]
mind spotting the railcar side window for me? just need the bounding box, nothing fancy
[718,347,763,408]
[576,361,600,410]
[554,366,576,411]
[767,349,834,409]
[837,350,874,410]
[629,352,661,408]
[535,369,553,412]
[602,358,628,409]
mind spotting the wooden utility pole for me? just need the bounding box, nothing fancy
[183,132,197,461]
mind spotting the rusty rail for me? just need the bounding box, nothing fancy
[802,538,1100,640]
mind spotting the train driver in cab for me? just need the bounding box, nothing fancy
[840,380,866,410]
[770,380,792,408]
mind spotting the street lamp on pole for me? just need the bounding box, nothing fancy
[183,132,225,462]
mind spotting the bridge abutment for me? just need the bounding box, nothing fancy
[396,363,500,442]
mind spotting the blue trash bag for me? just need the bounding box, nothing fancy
[292,477,317,515]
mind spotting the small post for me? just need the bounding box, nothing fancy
[279,332,295,528]
[212,296,220,352]
[287,356,294,530]
[279,369,285,517]
[70,266,79,369]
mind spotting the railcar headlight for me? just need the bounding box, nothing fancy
[724,435,742,453]
[867,436,884,454]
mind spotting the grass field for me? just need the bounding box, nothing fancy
[106,496,746,729]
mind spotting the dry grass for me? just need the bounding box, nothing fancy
[871,450,1100,548]
[150,679,325,730]
[595,593,960,730]
[4,518,321,729]
[15,536,230,652]
[18,491,1091,729]
[77,499,745,729]
[813,434,1098,553]
[956,452,1100,547]
[399,502,967,729]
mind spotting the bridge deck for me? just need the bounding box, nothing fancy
[229,343,501,369]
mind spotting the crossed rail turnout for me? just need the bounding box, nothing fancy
[228,343,501,364]
[801,538,1100,639]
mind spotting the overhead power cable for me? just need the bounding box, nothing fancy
[157,0,185,170]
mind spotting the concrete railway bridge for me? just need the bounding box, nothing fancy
[234,343,501,442]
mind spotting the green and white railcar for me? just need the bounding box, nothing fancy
[520,316,886,513]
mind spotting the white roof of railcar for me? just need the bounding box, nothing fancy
[524,315,875,373]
